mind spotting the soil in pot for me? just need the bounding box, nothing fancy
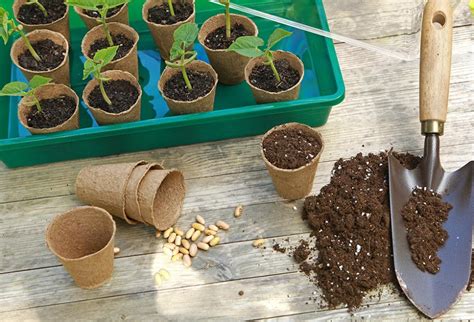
[83,5,124,18]
[26,95,76,129]
[147,2,194,25]
[163,70,214,101]
[262,127,322,170]
[204,23,252,50]
[250,59,301,93]
[17,0,67,25]
[87,34,134,61]
[88,80,139,114]
[401,187,452,274]
[18,39,66,71]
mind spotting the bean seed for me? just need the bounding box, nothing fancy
[183,254,192,267]
[196,215,205,225]
[209,224,219,232]
[192,223,205,231]
[234,205,243,218]
[210,236,220,247]
[182,239,190,249]
[163,247,173,256]
[168,232,177,243]
[253,239,265,248]
[205,229,217,236]
[216,220,230,230]
[179,247,189,255]
[164,243,176,250]
[175,235,182,246]
[174,228,184,236]
[114,247,120,255]
[154,273,162,286]
[202,235,214,244]
[171,253,183,262]
[191,230,201,241]
[158,269,170,280]
[197,242,209,250]
[163,228,173,238]
[185,228,195,239]
[155,231,161,238]
[172,247,179,255]
[189,243,198,257]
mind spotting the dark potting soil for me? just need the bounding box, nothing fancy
[88,34,134,61]
[401,188,452,274]
[163,70,214,102]
[204,23,252,50]
[27,95,76,129]
[262,127,322,170]
[249,59,301,93]
[83,5,124,18]
[293,240,311,263]
[88,80,139,114]
[17,0,67,25]
[147,2,193,25]
[299,151,421,309]
[18,39,66,71]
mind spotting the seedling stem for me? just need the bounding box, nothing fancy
[0,75,53,114]
[168,0,175,17]
[26,0,48,17]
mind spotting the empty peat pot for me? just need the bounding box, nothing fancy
[18,83,79,135]
[198,13,258,85]
[158,60,218,115]
[81,22,139,79]
[245,51,304,104]
[261,123,324,200]
[142,0,196,60]
[82,70,142,125]
[45,206,116,289]
[74,4,129,30]
[13,0,71,42]
[11,29,70,85]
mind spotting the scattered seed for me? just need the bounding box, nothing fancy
[209,224,219,232]
[163,228,173,238]
[172,247,179,255]
[210,236,220,247]
[183,254,192,267]
[189,243,198,257]
[164,243,176,250]
[238,290,244,296]
[202,235,214,244]
[163,247,173,256]
[234,205,243,218]
[155,231,161,238]
[191,230,201,241]
[182,239,190,249]
[172,253,183,262]
[114,247,120,255]
[154,273,162,286]
[158,269,170,280]
[192,223,205,231]
[180,247,189,255]
[185,228,195,239]
[175,235,182,246]
[216,220,230,230]
[253,239,265,248]
[198,242,210,250]
[205,229,217,236]
[174,228,184,236]
[196,215,205,225]
[168,232,177,243]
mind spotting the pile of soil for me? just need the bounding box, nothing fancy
[262,127,322,170]
[204,23,252,50]
[163,70,214,101]
[401,188,452,274]
[249,59,300,93]
[148,3,193,25]
[17,0,67,24]
[18,39,66,71]
[83,5,123,18]
[299,151,421,309]
[88,80,139,114]
[27,95,76,129]
[88,34,134,61]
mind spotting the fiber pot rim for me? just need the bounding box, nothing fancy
[18,83,79,132]
[81,22,139,62]
[245,50,305,97]
[198,13,258,53]
[142,0,196,27]
[10,29,69,74]
[82,70,142,118]
[45,206,116,263]
[13,0,70,28]
[261,122,325,173]
[74,4,128,22]
[158,60,218,104]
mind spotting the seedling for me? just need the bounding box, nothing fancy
[0,75,52,113]
[66,0,130,46]
[168,0,175,17]
[218,0,231,39]
[83,45,119,105]
[26,0,49,17]
[0,7,41,61]
[165,22,199,91]
[228,28,292,83]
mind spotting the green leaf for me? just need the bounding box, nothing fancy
[0,82,28,96]
[0,8,11,44]
[227,36,264,58]
[105,0,129,9]
[93,46,119,67]
[83,59,96,80]
[65,0,99,10]
[169,41,184,62]
[266,28,292,50]
[29,76,52,89]
[173,23,199,48]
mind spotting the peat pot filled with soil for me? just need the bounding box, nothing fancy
[11,29,70,85]
[198,14,258,85]
[143,0,195,61]
[13,0,70,42]
[83,70,142,125]
[261,122,324,200]
[245,50,304,104]
[18,83,79,134]
[74,3,129,30]
[82,22,139,79]
[158,60,218,115]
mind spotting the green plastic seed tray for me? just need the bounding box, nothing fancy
[0,0,345,168]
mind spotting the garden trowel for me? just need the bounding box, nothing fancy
[388,0,473,318]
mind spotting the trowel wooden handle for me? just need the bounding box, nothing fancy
[419,0,453,134]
